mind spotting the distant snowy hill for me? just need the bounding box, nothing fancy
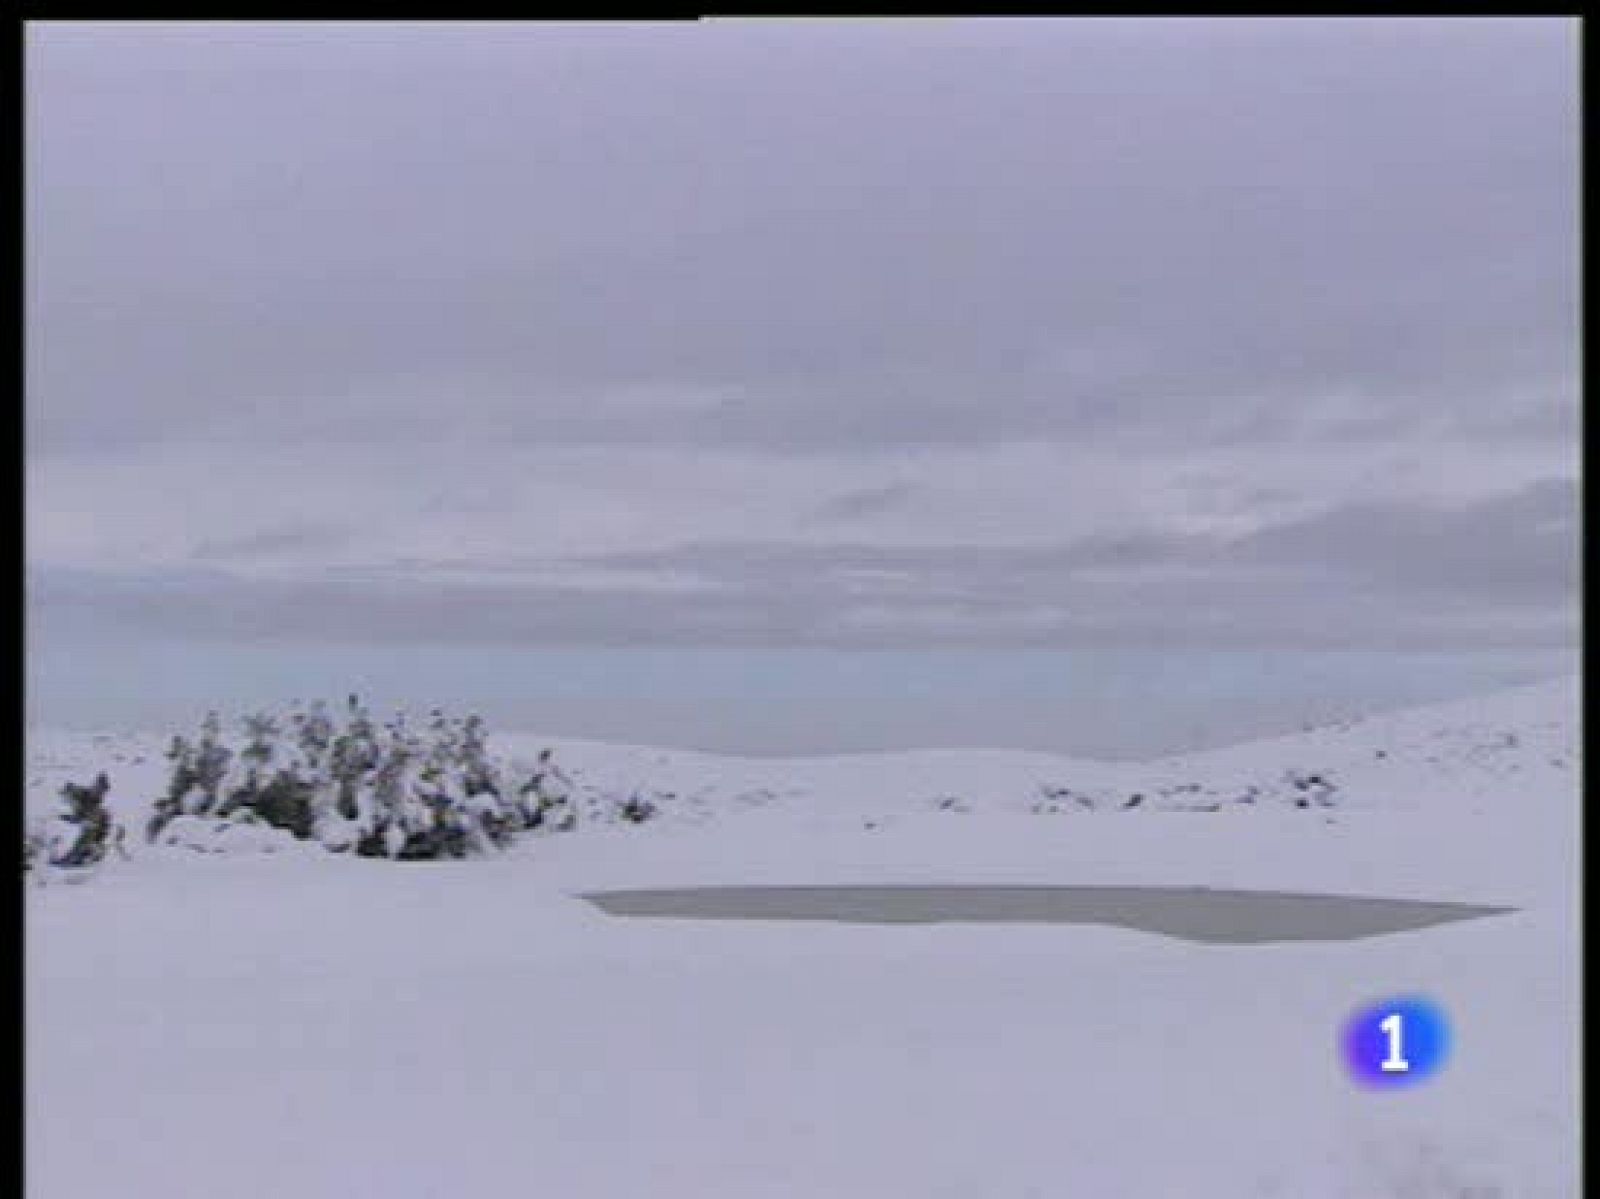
[517,673,1577,824]
[26,674,1579,832]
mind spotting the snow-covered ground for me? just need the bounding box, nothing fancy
[26,676,1580,1197]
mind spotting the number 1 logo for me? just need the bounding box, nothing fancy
[1342,997,1448,1088]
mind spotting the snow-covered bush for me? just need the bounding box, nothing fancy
[28,771,127,876]
[617,793,659,824]
[1283,768,1339,809]
[517,748,577,833]
[146,711,233,842]
[145,699,577,860]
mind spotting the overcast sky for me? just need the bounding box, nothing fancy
[25,19,1579,752]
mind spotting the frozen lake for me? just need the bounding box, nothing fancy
[582,884,1517,943]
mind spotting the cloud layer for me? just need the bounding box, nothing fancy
[27,18,1579,653]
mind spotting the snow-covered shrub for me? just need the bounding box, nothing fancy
[30,772,127,874]
[146,711,233,842]
[215,710,322,839]
[1035,784,1098,812]
[1284,769,1339,809]
[617,793,659,825]
[343,707,526,861]
[24,824,48,875]
[145,699,576,861]
[516,748,577,833]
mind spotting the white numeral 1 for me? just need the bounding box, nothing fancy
[1379,1012,1410,1072]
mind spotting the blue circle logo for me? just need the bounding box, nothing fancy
[1341,996,1450,1088]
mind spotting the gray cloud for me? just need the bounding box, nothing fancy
[30,481,1577,653]
[810,482,916,523]
[1231,479,1578,603]
[26,20,1579,663]
[27,18,1576,458]
[192,521,352,563]
[585,477,1579,597]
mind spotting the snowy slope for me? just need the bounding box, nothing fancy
[25,676,1581,1198]
[25,675,1578,830]
[511,673,1579,816]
